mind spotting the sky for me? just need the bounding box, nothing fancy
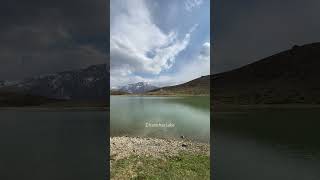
[110,0,210,88]
[213,0,320,74]
[2,0,319,85]
[0,0,108,81]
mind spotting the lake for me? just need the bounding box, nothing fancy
[214,108,320,180]
[0,109,107,180]
[110,96,210,143]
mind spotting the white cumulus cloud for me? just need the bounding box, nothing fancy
[113,42,210,88]
[110,0,196,88]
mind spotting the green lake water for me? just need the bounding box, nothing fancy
[214,108,320,180]
[110,96,210,142]
[0,109,107,180]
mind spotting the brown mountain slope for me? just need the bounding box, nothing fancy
[213,42,320,104]
[148,76,210,95]
[0,91,108,107]
[0,91,64,107]
[110,90,130,95]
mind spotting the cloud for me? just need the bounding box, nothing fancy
[167,42,210,85]
[111,42,210,88]
[149,42,210,87]
[200,42,210,57]
[110,0,195,87]
[213,0,320,74]
[184,0,203,12]
[0,0,108,80]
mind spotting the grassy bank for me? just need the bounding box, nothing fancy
[110,137,210,180]
[111,153,210,180]
[111,93,209,97]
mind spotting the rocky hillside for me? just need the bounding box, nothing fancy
[0,91,64,107]
[213,42,320,104]
[148,76,210,95]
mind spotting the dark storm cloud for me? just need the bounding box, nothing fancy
[0,0,109,80]
[213,0,320,74]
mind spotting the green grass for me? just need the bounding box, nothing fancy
[111,153,210,180]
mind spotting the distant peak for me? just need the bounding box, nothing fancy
[129,81,149,85]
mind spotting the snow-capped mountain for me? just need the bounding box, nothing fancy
[0,80,20,88]
[0,64,108,100]
[119,82,158,94]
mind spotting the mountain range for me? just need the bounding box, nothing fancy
[0,64,108,101]
[3,42,318,106]
[110,76,210,95]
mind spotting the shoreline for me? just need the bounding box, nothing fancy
[213,103,320,112]
[0,106,108,111]
[110,94,209,97]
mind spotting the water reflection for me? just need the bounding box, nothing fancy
[110,96,210,142]
[214,108,320,180]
